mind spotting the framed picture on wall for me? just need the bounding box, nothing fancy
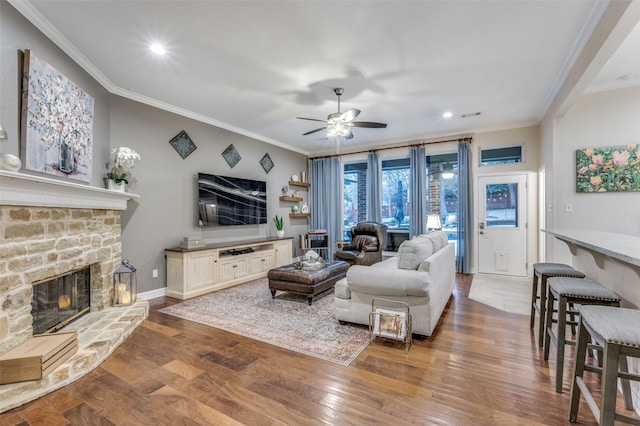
[20,49,94,182]
[576,144,640,193]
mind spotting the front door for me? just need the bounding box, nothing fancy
[477,173,529,277]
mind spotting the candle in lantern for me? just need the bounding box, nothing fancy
[119,290,131,305]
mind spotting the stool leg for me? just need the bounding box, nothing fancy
[544,289,555,361]
[530,273,538,329]
[538,275,548,348]
[555,295,568,393]
[568,302,577,336]
[569,318,589,422]
[619,354,634,410]
[600,343,620,425]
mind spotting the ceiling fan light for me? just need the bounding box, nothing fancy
[327,112,341,124]
[327,123,351,138]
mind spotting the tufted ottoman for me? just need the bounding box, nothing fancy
[267,260,349,305]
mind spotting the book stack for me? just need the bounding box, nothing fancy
[308,229,327,235]
[180,236,204,249]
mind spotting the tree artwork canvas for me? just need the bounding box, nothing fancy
[21,49,94,182]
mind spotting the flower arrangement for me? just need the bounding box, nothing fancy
[107,147,141,185]
[576,144,640,192]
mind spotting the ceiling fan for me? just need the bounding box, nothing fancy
[297,88,387,139]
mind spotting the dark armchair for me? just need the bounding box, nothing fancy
[333,221,388,266]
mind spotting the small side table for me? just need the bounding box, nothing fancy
[369,298,412,353]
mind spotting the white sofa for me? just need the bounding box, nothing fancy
[334,231,455,336]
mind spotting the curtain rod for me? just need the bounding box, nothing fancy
[309,136,472,160]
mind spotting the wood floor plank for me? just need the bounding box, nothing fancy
[4,273,626,425]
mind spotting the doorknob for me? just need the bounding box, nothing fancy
[479,231,485,235]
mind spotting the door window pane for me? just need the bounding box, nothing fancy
[485,183,518,227]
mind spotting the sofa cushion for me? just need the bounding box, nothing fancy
[397,238,434,270]
[416,231,448,251]
[346,265,431,297]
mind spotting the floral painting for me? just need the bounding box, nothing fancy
[576,144,640,192]
[21,49,94,182]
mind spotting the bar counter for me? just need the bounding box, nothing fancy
[543,229,640,268]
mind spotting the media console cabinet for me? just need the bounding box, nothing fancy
[165,237,293,299]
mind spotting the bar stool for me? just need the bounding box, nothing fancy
[569,305,640,425]
[531,263,586,347]
[544,277,621,392]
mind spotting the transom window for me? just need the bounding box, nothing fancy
[480,145,523,166]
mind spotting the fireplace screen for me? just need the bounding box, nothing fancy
[31,267,90,334]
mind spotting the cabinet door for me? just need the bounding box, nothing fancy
[262,252,275,271]
[250,254,264,274]
[218,258,235,282]
[187,252,217,290]
[234,258,249,278]
[275,241,292,266]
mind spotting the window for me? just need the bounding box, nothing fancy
[480,145,523,166]
[341,152,460,250]
[381,158,411,251]
[342,162,367,241]
[427,153,458,243]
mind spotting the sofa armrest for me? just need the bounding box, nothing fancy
[346,265,431,297]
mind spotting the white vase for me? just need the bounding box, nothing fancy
[276,230,285,238]
[0,154,21,171]
[107,179,125,192]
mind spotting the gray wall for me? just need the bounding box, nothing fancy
[111,96,308,293]
[0,2,111,185]
[1,2,309,294]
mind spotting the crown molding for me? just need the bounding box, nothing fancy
[9,0,309,157]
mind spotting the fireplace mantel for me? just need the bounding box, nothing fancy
[0,170,139,211]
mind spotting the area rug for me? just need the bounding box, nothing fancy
[158,279,370,366]
[469,274,531,315]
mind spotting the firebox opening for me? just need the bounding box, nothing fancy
[31,266,91,334]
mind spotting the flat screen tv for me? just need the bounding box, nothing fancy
[197,173,267,226]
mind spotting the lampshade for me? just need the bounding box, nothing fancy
[441,163,454,179]
[427,214,442,230]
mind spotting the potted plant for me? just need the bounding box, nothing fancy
[106,147,141,191]
[273,215,285,238]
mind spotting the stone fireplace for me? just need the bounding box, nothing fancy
[0,170,147,412]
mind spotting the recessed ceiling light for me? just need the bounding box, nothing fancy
[150,43,166,55]
[442,111,453,118]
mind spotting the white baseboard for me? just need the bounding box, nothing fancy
[137,287,167,300]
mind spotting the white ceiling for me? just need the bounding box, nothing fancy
[13,1,640,156]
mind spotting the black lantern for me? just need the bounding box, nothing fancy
[113,259,137,306]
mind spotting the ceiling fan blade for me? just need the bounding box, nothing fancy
[296,117,327,123]
[340,108,361,122]
[352,121,387,128]
[302,127,326,136]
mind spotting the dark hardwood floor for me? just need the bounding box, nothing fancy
[2,274,625,425]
